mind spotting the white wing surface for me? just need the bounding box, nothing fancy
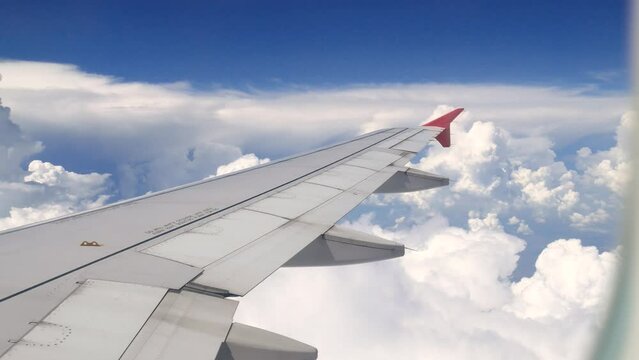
[0,108,463,359]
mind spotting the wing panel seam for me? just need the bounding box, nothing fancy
[0,128,406,304]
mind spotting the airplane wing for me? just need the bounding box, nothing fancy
[0,108,463,360]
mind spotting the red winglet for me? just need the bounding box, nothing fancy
[421,108,464,148]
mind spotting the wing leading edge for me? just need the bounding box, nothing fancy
[0,108,463,360]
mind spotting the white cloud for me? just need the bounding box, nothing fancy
[0,204,70,231]
[398,110,631,234]
[0,103,112,231]
[24,160,110,199]
[401,119,557,213]
[588,69,623,83]
[215,153,270,176]
[516,222,533,235]
[511,164,579,213]
[507,239,618,320]
[468,211,504,232]
[235,214,618,360]
[0,60,628,195]
[401,222,523,310]
[576,111,634,196]
[569,209,610,229]
[0,60,628,358]
[508,216,533,235]
[0,160,111,231]
[0,101,43,181]
[0,60,628,199]
[425,121,505,197]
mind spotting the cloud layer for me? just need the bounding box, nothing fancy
[0,102,111,231]
[0,60,628,358]
[235,214,618,360]
[0,60,628,197]
[215,153,270,176]
[396,109,632,241]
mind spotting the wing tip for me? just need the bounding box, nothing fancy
[422,107,464,148]
[421,107,464,127]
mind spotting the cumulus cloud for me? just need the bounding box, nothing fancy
[468,211,504,232]
[508,239,618,320]
[0,99,43,181]
[24,160,109,198]
[397,110,631,236]
[569,209,611,229]
[0,60,628,359]
[511,164,579,213]
[0,204,70,231]
[0,101,112,231]
[399,119,557,212]
[576,111,634,196]
[508,216,533,235]
[401,221,523,310]
[0,160,111,231]
[235,214,618,360]
[0,60,627,196]
[215,153,271,176]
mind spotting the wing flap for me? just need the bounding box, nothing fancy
[2,280,167,360]
[121,290,238,360]
[306,164,375,190]
[141,210,288,268]
[188,165,399,296]
[391,139,425,152]
[344,150,404,170]
[192,220,328,296]
[408,128,440,142]
[246,182,341,219]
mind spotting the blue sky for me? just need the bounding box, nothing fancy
[0,0,629,89]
